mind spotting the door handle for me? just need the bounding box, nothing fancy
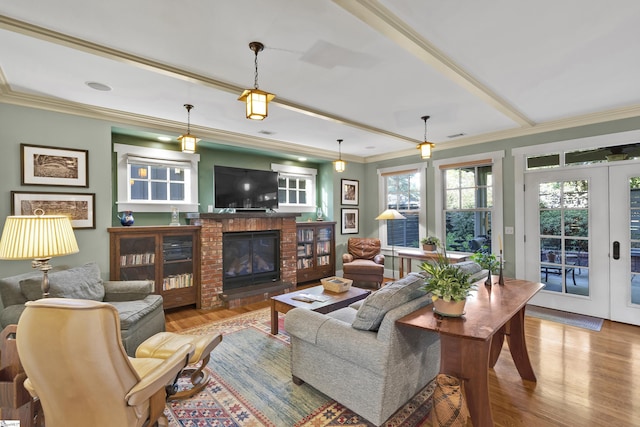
[613,241,620,260]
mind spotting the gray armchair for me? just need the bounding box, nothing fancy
[0,262,165,356]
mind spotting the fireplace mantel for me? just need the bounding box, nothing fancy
[189,212,300,308]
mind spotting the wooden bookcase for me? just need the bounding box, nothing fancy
[296,221,336,283]
[108,225,201,309]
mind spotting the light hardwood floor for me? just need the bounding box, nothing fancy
[165,290,640,427]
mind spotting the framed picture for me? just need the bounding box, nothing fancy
[341,179,359,205]
[11,191,96,229]
[341,208,359,234]
[21,144,89,187]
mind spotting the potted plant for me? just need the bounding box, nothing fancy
[420,236,440,252]
[419,250,475,317]
[470,246,500,271]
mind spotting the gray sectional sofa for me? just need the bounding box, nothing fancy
[285,272,439,426]
[0,262,165,356]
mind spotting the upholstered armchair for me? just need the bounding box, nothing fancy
[16,298,192,427]
[342,238,385,288]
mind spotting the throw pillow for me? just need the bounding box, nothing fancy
[352,273,426,331]
[20,262,105,301]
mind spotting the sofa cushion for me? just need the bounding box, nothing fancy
[109,295,163,330]
[352,273,426,331]
[0,266,71,308]
[0,304,27,328]
[20,262,105,301]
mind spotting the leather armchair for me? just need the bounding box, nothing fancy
[342,238,385,288]
[16,298,192,427]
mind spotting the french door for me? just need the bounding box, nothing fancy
[524,167,609,318]
[524,163,640,325]
[608,164,640,325]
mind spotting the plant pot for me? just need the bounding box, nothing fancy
[433,298,466,317]
[423,244,436,252]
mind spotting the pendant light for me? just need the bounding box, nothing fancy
[178,104,199,153]
[417,115,435,159]
[238,41,275,120]
[334,139,346,173]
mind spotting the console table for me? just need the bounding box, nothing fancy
[397,249,470,278]
[397,277,544,426]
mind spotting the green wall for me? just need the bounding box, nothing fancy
[3,102,640,280]
[0,104,113,277]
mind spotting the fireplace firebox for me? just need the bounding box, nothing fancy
[222,231,280,291]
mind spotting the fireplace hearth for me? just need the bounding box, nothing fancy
[223,230,280,291]
[190,212,299,308]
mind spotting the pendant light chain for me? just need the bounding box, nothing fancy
[254,50,260,89]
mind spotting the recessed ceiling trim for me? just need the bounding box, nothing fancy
[0,14,419,147]
[333,0,535,128]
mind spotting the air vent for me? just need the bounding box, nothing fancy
[258,130,275,135]
[447,133,466,139]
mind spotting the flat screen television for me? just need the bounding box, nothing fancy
[214,165,279,210]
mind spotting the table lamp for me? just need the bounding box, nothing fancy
[0,211,79,297]
[375,209,406,279]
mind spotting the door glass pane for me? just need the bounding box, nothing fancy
[630,178,640,305]
[539,181,589,296]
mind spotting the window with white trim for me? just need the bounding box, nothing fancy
[433,151,504,255]
[377,164,426,249]
[271,163,317,213]
[114,143,200,213]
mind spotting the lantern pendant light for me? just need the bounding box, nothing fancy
[417,115,435,159]
[178,104,199,153]
[334,139,346,173]
[238,41,275,120]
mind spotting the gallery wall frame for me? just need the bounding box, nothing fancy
[341,179,359,205]
[11,191,96,229]
[341,208,359,234]
[21,143,89,187]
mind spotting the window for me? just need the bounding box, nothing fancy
[378,164,426,249]
[271,163,317,213]
[114,143,199,213]
[434,152,504,254]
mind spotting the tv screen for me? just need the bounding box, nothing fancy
[214,165,278,210]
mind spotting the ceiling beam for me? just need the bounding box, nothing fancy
[334,0,536,128]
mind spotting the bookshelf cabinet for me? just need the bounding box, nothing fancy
[108,225,201,309]
[296,221,336,283]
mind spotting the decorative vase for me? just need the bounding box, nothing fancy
[118,211,134,226]
[433,298,466,317]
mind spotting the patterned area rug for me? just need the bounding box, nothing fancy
[525,304,604,331]
[165,308,435,426]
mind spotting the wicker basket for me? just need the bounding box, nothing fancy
[321,276,353,293]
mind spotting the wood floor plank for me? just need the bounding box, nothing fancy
[165,292,640,426]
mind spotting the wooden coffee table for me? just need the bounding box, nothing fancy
[270,285,370,334]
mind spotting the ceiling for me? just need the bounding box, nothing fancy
[1,0,640,164]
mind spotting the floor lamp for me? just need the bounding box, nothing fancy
[0,211,79,297]
[375,209,406,279]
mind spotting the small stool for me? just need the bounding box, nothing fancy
[136,332,222,400]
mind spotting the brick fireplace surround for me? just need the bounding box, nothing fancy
[191,212,299,308]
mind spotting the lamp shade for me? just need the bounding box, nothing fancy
[418,142,434,159]
[375,209,406,221]
[334,159,346,173]
[238,88,275,120]
[0,215,79,260]
[178,133,199,153]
